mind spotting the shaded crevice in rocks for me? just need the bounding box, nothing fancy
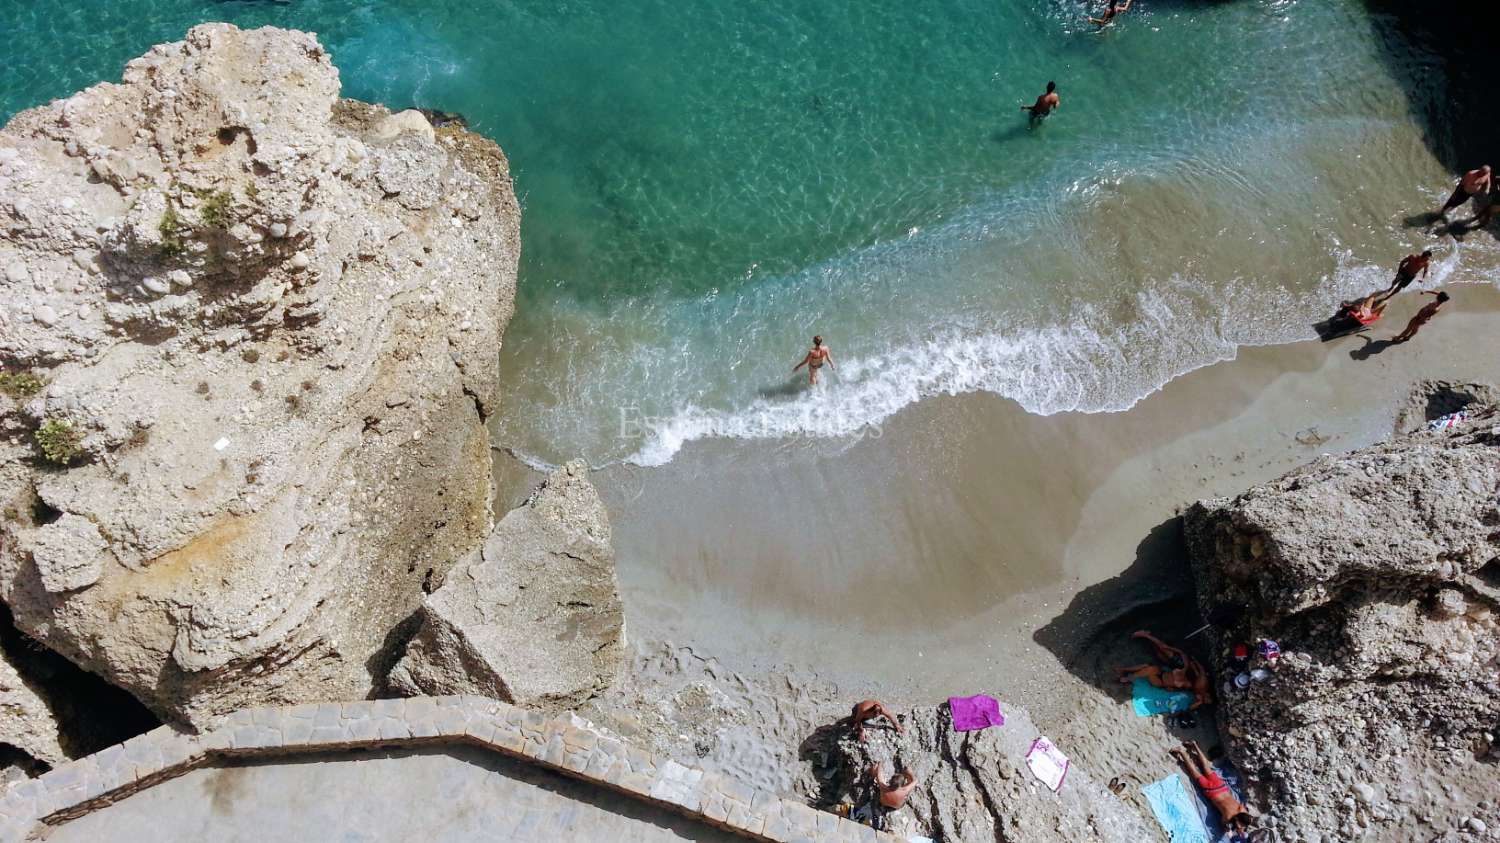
[1363,0,1500,171]
[0,602,160,757]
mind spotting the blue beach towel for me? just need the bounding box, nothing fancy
[1131,678,1194,716]
[1144,774,1212,843]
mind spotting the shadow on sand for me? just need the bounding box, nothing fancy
[1032,517,1209,702]
[1349,335,1399,361]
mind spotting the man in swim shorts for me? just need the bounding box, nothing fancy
[1021,81,1060,119]
[1170,740,1254,836]
[1088,0,1132,26]
[1376,249,1432,303]
[1438,165,1491,218]
[870,762,918,809]
[1392,290,1449,343]
[846,699,903,742]
[793,335,834,385]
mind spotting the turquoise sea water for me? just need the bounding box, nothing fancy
[3,1,1494,466]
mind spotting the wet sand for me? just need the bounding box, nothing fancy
[588,283,1500,728]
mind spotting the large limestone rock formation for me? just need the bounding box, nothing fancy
[0,24,520,730]
[390,461,625,708]
[1185,404,1500,842]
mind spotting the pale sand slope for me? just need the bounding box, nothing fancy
[573,283,1500,822]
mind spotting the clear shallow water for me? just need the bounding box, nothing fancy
[3,1,1494,466]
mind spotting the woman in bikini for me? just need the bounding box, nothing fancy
[793,335,834,385]
[1170,740,1255,837]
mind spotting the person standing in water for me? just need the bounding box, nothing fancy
[1088,0,1132,26]
[1438,165,1491,219]
[793,335,834,384]
[1392,291,1449,343]
[1376,249,1433,303]
[1021,81,1060,119]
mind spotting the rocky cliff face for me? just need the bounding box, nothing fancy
[1185,402,1500,842]
[0,23,520,736]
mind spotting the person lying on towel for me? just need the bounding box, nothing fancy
[1114,630,1214,709]
[1170,740,1255,838]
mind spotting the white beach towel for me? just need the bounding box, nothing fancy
[1025,736,1070,792]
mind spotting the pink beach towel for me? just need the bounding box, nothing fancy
[1025,736,1070,792]
[948,694,1004,731]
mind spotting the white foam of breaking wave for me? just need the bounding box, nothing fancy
[620,240,1484,468]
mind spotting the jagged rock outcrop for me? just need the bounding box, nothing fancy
[806,703,1156,841]
[390,461,625,708]
[0,24,520,730]
[1185,403,1500,842]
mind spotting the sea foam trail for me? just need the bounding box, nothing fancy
[618,241,1485,469]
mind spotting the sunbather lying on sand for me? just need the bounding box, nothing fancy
[1170,740,1254,836]
[1114,630,1214,709]
[846,699,904,742]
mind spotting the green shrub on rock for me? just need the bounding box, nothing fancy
[35,419,83,466]
[0,371,44,400]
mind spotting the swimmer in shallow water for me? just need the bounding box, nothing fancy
[793,335,834,384]
[1088,0,1132,26]
[1021,81,1060,120]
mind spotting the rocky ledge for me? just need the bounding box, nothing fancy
[0,22,552,761]
[1185,393,1500,842]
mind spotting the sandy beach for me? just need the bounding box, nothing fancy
[567,283,1500,727]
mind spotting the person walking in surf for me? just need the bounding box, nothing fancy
[1021,81,1060,120]
[1437,165,1490,219]
[1375,249,1432,303]
[1088,0,1132,26]
[793,335,834,385]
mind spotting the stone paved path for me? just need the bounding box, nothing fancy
[49,745,742,843]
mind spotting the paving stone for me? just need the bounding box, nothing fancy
[308,726,347,746]
[457,717,495,744]
[369,698,405,718]
[280,717,315,745]
[250,707,283,727]
[375,717,411,741]
[344,716,382,743]
[582,748,613,779]
[313,703,343,729]
[560,725,598,753]
[602,758,631,787]
[562,750,590,774]
[432,705,470,734]
[223,709,254,728]
[617,772,654,798]
[725,802,765,837]
[540,735,567,767]
[762,809,796,842]
[282,703,319,721]
[490,724,526,755]
[815,809,840,833]
[404,696,438,717]
[782,800,822,836]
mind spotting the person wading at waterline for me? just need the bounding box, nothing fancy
[1021,81,1060,120]
[1437,165,1491,219]
[793,335,835,385]
[1088,0,1132,27]
[1375,249,1432,303]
